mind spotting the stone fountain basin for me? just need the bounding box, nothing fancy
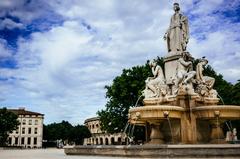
[128,105,184,124]
[64,144,240,158]
[193,105,240,119]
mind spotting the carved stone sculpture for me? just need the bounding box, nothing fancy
[143,3,218,99]
[143,60,168,98]
[195,57,217,98]
[173,52,196,95]
[164,3,189,54]
[233,128,238,141]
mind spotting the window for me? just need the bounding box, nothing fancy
[111,137,114,145]
[118,137,121,143]
[27,137,31,145]
[34,137,37,145]
[29,119,32,125]
[15,137,18,145]
[92,124,95,129]
[16,129,19,134]
[21,137,25,145]
[22,119,26,125]
[34,128,38,134]
[105,138,109,145]
[28,128,31,134]
[22,128,25,134]
[35,120,38,125]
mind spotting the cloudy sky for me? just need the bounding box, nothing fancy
[0,0,240,124]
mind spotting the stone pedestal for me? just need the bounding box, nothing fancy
[164,51,194,84]
[177,94,198,109]
[180,114,197,144]
[178,94,198,144]
[164,53,182,83]
[209,119,226,144]
[148,123,164,144]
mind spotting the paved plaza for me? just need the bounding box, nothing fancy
[0,148,127,159]
[1,148,239,159]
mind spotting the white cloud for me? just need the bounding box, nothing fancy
[0,0,25,9]
[2,19,130,123]
[0,0,240,124]
[190,0,224,15]
[189,31,240,83]
[0,18,24,30]
[0,47,10,58]
[0,0,54,25]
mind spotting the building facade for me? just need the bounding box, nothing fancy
[7,108,44,148]
[83,117,127,145]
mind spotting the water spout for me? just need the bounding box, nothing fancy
[125,111,140,144]
[229,120,233,130]
[214,111,221,144]
[225,121,232,132]
[216,116,220,144]
[163,111,169,117]
[217,94,225,105]
[126,124,133,145]
[163,111,174,144]
[124,124,136,145]
[130,124,136,141]
[123,122,130,134]
[121,122,130,144]
[134,95,143,107]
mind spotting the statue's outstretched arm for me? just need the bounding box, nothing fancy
[179,58,191,67]
[164,17,172,39]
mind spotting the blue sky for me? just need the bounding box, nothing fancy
[0,0,240,124]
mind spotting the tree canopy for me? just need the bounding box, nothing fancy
[69,125,91,145]
[0,107,20,146]
[98,58,240,134]
[43,120,91,145]
[231,80,240,105]
[97,58,164,133]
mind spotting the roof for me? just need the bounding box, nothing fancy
[7,108,44,116]
[84,116,100,123]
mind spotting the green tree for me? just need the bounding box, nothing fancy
[0,107,20,146]
[43,121,91,145]
[69,125,91,145]
[231,80,240,105]
[97,57,164,133]
[43,120,73,141]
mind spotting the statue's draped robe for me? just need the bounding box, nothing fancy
[167,13,189,53]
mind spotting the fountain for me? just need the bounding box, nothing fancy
[65,3,240,158]
[128,2,240,145]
